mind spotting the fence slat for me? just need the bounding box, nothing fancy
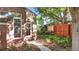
[53,24,71,37]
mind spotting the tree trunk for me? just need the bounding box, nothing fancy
[70,8,79,51]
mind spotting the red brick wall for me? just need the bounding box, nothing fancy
[0,25,7,50]
[0,7,26,21]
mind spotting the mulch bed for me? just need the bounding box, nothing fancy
[4,37,40,51]
[0,39,40,51]
[6,43,40,51]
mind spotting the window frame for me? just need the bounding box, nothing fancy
[13,13,22,39]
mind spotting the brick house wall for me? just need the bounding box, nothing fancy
[0,7,37,49]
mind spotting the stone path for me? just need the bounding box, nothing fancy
[26,41,51,51]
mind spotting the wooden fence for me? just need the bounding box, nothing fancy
[54,24,72,37]
[47,24,72,37]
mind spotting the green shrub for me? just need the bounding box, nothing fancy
[39,34,72,48]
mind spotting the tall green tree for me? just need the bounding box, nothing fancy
[37,7,68,23]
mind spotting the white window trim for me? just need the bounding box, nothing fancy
[13,14,22,39]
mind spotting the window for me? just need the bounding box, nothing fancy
[25,22,30,35]
[23,20,31,36]
[13,14,22,38]
[0,18,7,23]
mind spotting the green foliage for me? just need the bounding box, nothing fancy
[37,7,62,21]
[36,15,43,33]
[37,7,71,23]
[52,35,72,47]
[36,15,43,25]
[39,34,72,48]
[37,25,48,35]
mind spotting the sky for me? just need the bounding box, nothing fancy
[27,7,39,15]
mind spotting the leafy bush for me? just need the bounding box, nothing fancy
[39,34,72,48]
[37,25,49,35]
